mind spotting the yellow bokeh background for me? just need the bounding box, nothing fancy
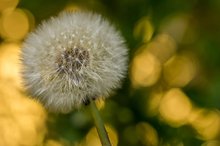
[131,11,220,145]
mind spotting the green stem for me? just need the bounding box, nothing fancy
[89,99,112,146]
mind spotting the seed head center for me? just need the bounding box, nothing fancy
[56,47,89,74]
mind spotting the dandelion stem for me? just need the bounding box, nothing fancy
[89,99,112,146]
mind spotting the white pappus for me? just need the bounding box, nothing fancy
[21,11,128,113]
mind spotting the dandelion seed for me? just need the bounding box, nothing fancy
[21,11,128,113]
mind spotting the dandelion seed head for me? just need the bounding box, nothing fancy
[21,11,128,113]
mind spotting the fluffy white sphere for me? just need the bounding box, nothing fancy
[21,11,128,113]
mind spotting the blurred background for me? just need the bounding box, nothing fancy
[0,0,220,146]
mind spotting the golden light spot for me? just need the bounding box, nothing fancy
[22,9,35,30]
[0,82,47,146]
[163,53,197,87]
[0,8,29,40]
[0,117,21,146]
[84,125,118,146]
[133,17,154,43]
[146,88,164,116]
[147,34,177,63]
[159,88,192,127]
[45,140,64,146]
[0,0,19,12]
[188,108,220,140]
[95,98,105,110]
[0,43,22,89]
[136,122,158,146]
[131,48,161,87]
